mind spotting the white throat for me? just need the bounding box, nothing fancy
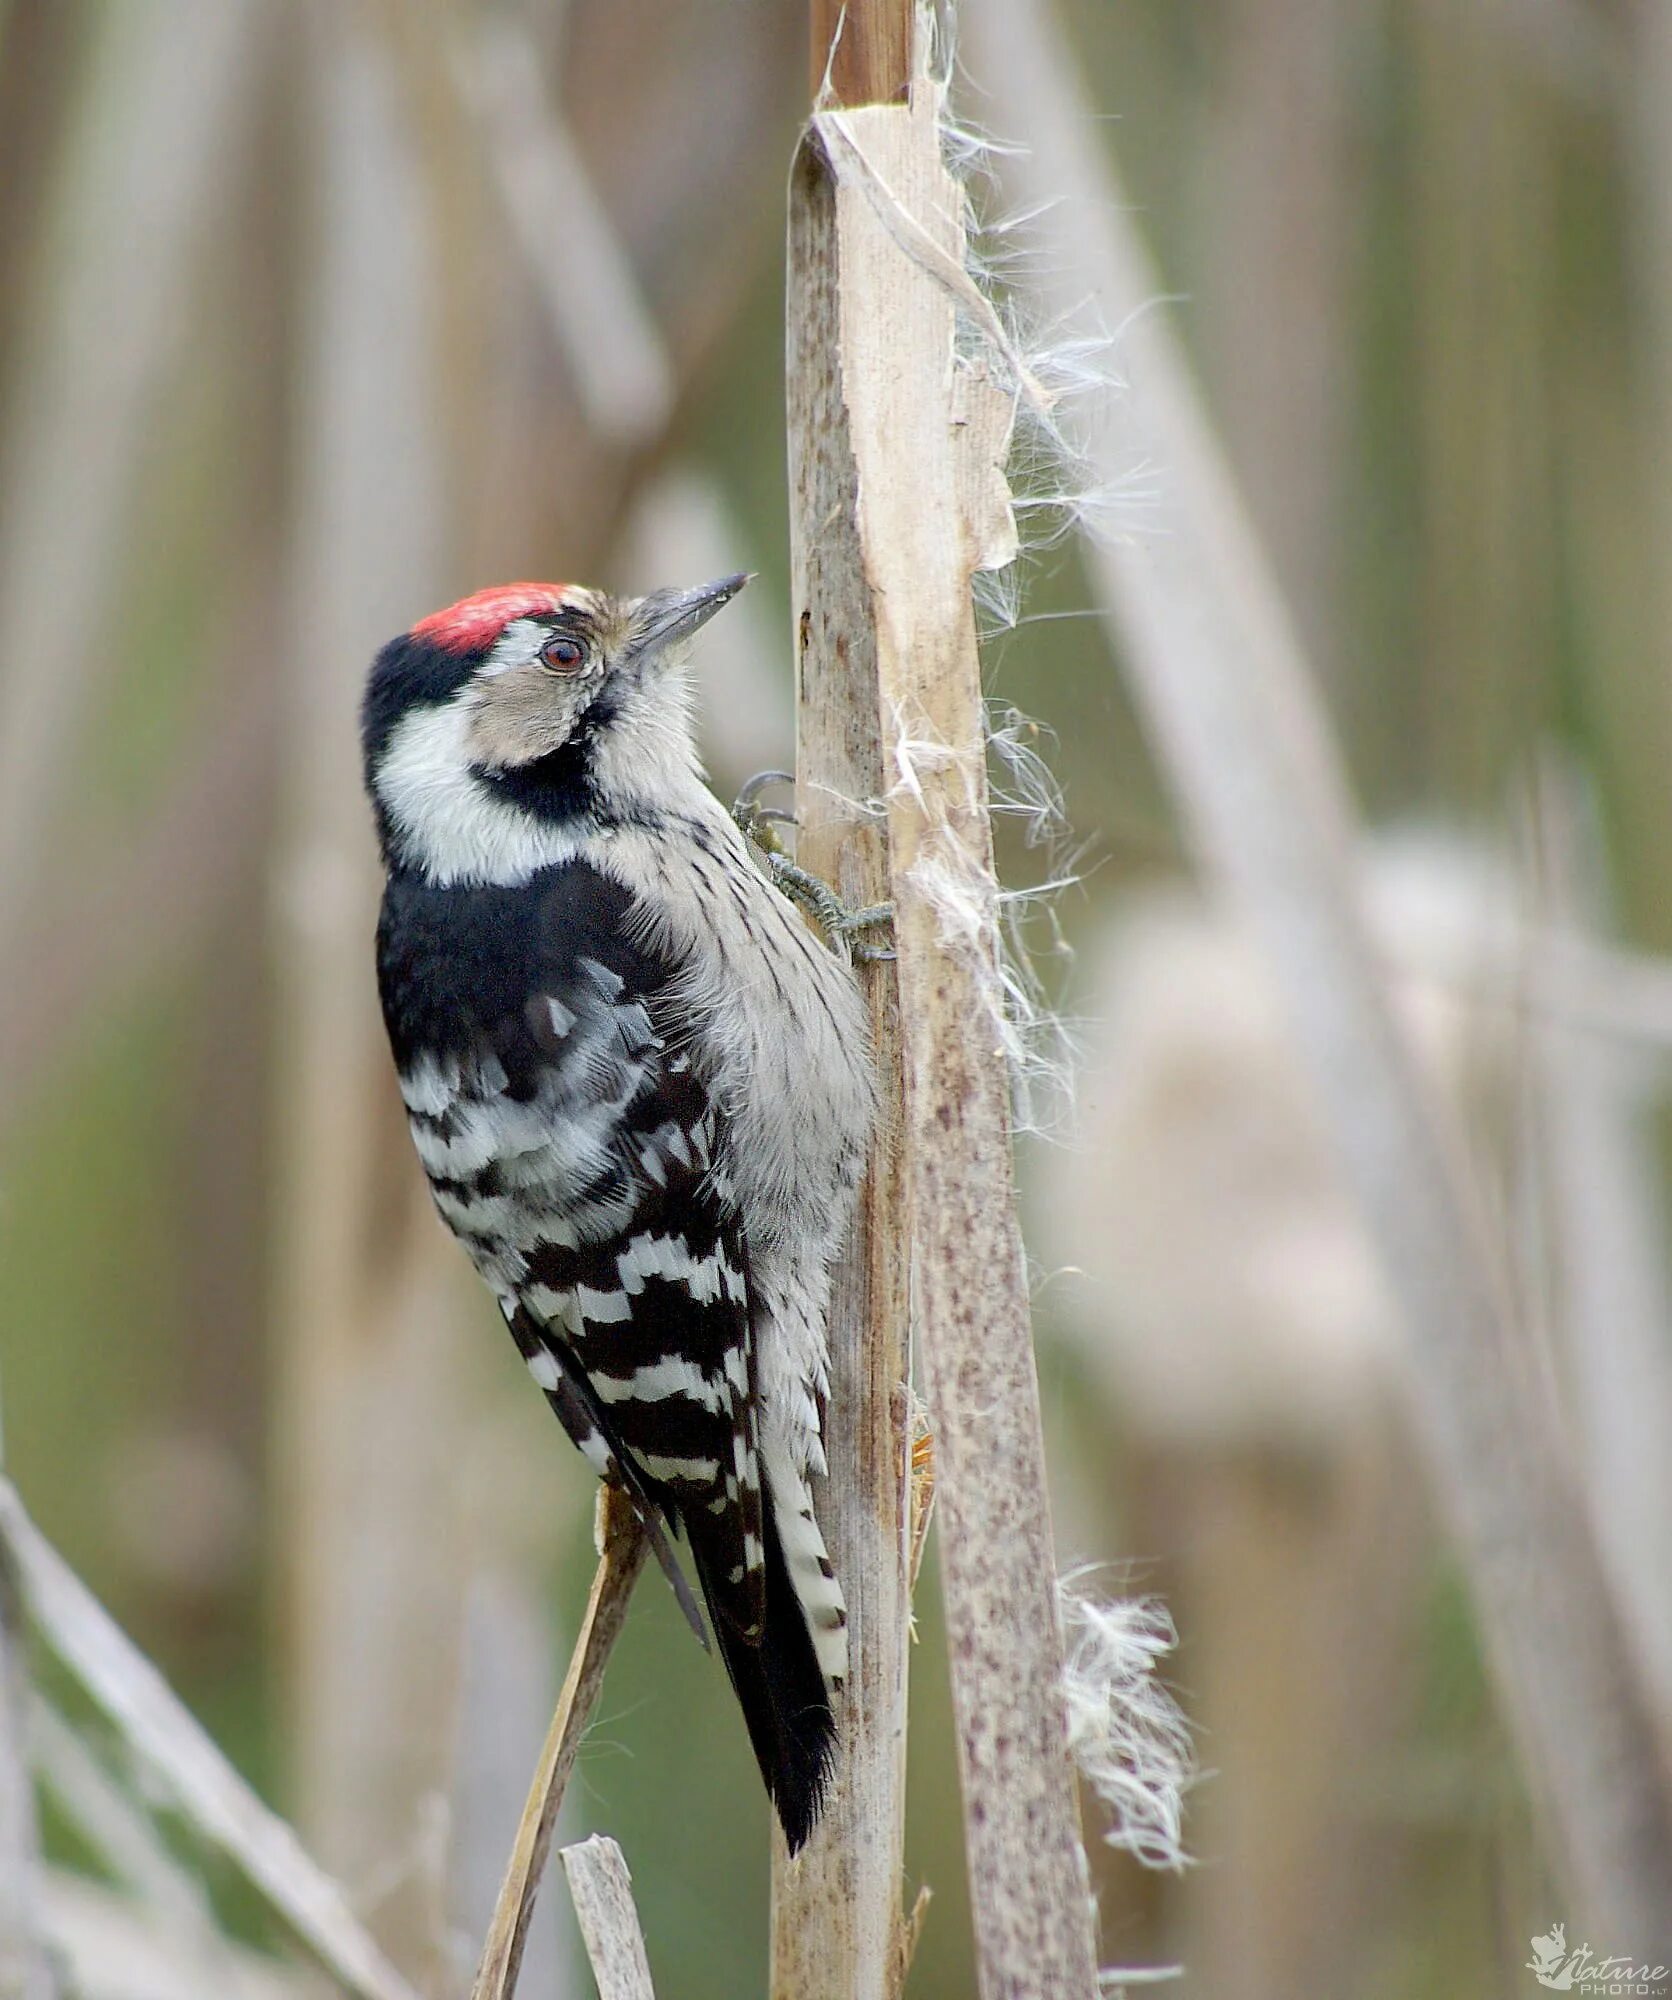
[376,700,581,887]
[375,670,712,888]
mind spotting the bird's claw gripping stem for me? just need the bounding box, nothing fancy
[734,769,795,811]
[733,771,896,962]
[768,854,896,962]
[731,769,798,851]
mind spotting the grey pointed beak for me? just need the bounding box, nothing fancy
[630,571,751,660]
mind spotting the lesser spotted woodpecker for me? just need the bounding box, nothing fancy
[361,574,873,1851]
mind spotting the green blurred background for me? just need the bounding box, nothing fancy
[3,1,1670,1995]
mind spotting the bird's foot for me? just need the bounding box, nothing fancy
[734,770,895,961]
[767,852,895,962]
[731,769,797,856]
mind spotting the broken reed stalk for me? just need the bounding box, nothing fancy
[809,0,911,105]
[782,19,1101,1996]
[469,1488,648,2000]
[970,0,1672,1941]
[771,7,917,1997]
[771,37,916,2000]
[560,1836,658,2000]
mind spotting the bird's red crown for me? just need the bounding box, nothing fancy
[411,582,575,655]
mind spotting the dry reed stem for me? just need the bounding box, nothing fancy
[469,1487,648,2000]
[769,117,915,2000]
[560,1836,658,2000]
[277,15,475,1973]
[0,0,258,976]
[972,0,1672,1939]
[810,0,912,104]
[0,1482,416,2000]
[800,65,1100,1999]
[451,13,673,442]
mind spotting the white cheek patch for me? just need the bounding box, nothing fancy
[376,697,583,887]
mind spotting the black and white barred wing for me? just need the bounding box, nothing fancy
[505,946,841,1839]
[381,859,844,1846]
[386,862,766,1644]
[512,969,768,1646]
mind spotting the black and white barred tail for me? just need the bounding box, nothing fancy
[688,1472,841,1853]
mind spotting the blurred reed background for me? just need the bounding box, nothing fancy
[2,1,1670,1995]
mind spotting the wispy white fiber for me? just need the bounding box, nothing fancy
[887,701,1079,1135]
[842,27,1150,1134]
[987,708,1084,1132]
[868,19,1205,1904]
[807,22,1114,1138]
[941,50,1159,593]
[819,108,1057,423]
[1098,1967,1185,1995]
[1058,1568,1194,1873]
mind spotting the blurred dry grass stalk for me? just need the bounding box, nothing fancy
[0,0,261,1007]
[970,0,1672,1945]
[0,1481,418,2000]
[1529,771,1672,1712]
[0,1489,53,2000]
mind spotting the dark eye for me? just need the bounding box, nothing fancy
[541,636,586,673]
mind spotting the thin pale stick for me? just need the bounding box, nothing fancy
[469,1488,649,2000]
[33,1698,284,1996]
[0,1482,416,2000]
[31,1699,216,1941]
[0,1536,55,2000]
[560,1836,657,2000]
[42,1871,301,2000]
